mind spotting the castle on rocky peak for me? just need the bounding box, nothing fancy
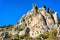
[17,4,60,38]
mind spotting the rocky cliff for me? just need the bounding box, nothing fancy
[17,4,59,38]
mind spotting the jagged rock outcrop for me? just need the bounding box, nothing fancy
[17,4,59,38]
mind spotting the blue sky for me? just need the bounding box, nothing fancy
[0,0,60,26]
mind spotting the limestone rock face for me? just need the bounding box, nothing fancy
[53,12,58,24]
[17,4,59,38]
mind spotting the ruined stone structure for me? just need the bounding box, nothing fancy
[17,4,59,38]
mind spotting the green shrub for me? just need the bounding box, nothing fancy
[49,30,57,38]
[39,34,48,39]
[13,34,19,39]
[20,34,27,39]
